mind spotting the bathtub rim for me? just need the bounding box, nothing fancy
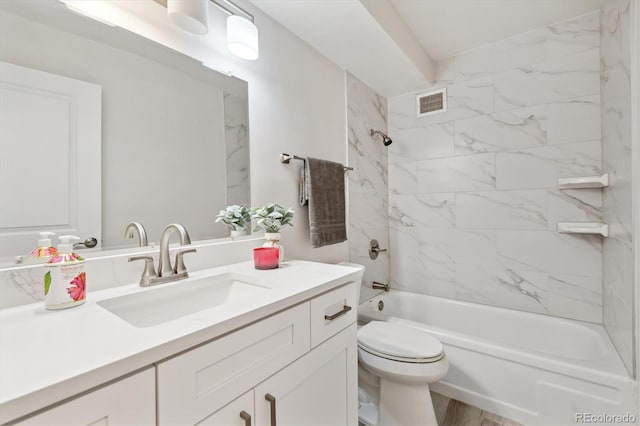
[358,290,633,385]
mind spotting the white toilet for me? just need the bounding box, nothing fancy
[337,262,449,426]
[358,320,449,426]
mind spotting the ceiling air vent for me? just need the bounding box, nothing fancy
[416,88,447,118]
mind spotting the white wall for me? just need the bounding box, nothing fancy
[82,0,349,263]
[0,0,348,263]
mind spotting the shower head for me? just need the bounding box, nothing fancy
[370,129,392,146]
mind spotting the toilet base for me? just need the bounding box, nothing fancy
[379,378,437,426]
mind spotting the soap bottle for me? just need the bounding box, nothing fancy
[29,232,58,264]
[43,235,86,310]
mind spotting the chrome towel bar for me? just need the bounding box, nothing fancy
[280,153,354,172]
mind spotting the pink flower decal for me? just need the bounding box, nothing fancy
[31,247,59,258]
[47,253,84,264]
[67,272,86,301]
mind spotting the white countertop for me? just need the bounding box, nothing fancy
[0,260,361,424]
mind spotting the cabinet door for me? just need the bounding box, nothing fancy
[157,303,310,425]
[197,390,254,426]
[254,324,358,426]
[18,368,155,426]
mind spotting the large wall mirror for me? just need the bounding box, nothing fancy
[0,0,250,260]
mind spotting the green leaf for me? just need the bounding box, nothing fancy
[44,271,52,295]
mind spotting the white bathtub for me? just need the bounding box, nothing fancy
[358,290,638,426]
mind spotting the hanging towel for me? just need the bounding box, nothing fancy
[305,157,347,248]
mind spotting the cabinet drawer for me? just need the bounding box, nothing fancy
[157,303,310,426]
[310,282,357,347]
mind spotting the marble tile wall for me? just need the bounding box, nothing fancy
[387,11,604,323]
[600,0,635,375]
[224,93,250,208]
[346,73,390,302]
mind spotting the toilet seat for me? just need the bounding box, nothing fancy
[357,321,444,363]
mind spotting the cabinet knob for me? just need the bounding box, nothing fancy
[265,393,277,426]
[239,410,252,426]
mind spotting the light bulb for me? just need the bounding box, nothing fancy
[227,15,259,60]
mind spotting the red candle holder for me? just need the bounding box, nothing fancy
[253,247,280,270]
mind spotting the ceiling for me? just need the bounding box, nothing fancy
[391,0,605,60]
[249,0,605,97]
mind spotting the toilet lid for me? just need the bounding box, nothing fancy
[358,321,444,362]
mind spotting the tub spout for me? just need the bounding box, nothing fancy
[372,281,389,292]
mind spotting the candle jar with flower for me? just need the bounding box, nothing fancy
[251,203,294,262]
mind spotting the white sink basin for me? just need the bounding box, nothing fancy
[98,273,271,327]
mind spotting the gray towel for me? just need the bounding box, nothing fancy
[305,157,347,248]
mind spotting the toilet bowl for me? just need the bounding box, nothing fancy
[358,321,449,426]
[336,262,449,426]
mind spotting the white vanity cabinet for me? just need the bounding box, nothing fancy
[6,278,358,426]
[15,368,155,425]
[157,282,358,426]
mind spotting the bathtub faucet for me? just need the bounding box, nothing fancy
[372,281,389,292]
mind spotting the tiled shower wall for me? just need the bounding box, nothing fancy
[601,0,635,375]
[347,73,390,300]
[387,12,604,322]
[224,92,250,208]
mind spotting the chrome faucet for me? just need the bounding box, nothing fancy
[129,223,196,287]
[124,222,148,247]
[158,223,193,278]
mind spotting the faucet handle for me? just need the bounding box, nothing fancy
[129,256,157,287]
[174,249,197,275]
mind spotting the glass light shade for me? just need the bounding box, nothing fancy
[227,15,259,60]
[168,0,209,35]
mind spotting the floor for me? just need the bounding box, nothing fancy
[357,391,523,426]
[432,392,523,426]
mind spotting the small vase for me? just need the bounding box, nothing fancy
[230,229,247,239]
[263,232,283,261]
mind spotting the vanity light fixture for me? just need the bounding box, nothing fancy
[211,0,259,60]
[167,0,259,60]
[168,0,209,34]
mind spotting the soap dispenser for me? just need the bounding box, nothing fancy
[28,231,58,263]
[43,235,86,310]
